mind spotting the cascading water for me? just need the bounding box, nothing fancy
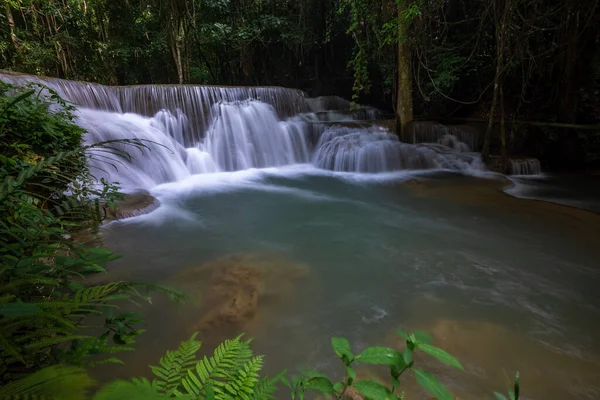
[508,159,542,175]
[415,122,479,151]
[0,71,309,143]
[1,71,487,192]
[203,101,311,171]
[313,126,484,173]
[314,127,436,172]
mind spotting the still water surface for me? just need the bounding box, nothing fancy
[98,167,600,399]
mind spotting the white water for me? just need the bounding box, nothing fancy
[1,72,486,192]
[78,101,484,191]
[508,158,542,175]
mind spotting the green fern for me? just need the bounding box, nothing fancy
[93,379,172,400]
[93,333,280,400]
[180,335,253,398]
[150,333,203,395]
[222,356,264,400]
[0,365,95,400]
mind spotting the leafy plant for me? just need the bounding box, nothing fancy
[286,329,463,400]
[0,82,185,386]
[494,372,520,400]
[93,333,283,400]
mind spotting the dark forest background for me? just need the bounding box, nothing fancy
[2,0,600,169]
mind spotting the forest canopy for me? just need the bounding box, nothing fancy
[2,0,599,167]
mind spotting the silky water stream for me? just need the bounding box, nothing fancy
[3,72,600,399]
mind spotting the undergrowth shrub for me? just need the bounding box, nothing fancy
[0,330,520,400]
[0,82,184,386]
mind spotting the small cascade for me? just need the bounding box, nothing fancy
[305,95,381,121]
[313,127,435,172]
[438,134,471,152]
[508,159,542,175]
[0,71,308,141]
[79,109,191,189]
[312,126,484,173]
[151,109,188,145]
[185,148,219,174]
[203,101,311,171]
[415,122,478,151]
[0,72,123,112]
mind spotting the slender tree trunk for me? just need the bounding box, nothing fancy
[482,71,500,162]
[166,1,188,84]
[5,4,20,53]
[500,84,506,160]
[560,7,580,124]
[173,32,184,84]
[396,0,414,143]
[482,0,508,162]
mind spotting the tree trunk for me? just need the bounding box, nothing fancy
[173,29,184,84]
[560,7,580,124]
[396,0,414,143]
[500,84,507,160]
[5,3,19,53]
[482,0,508,162]
[482,72,500,162]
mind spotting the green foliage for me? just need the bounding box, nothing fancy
[0,83,185,387]
[94,333,282,400]
[0,365,95,400]
[2,331,521,400]
[494,372,520,400]
[288,330,462,400]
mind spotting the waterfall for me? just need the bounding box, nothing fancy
[305,95,381,121]
[415,122,478,151]
[203,101,310,171]
[1,71,488,192]
[0,72,308,144]
[508,159,542,175]
[313,126,484,173]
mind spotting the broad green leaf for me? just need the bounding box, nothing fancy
[413,369,454,400]
[417,344,464,370]
[305,377,335,394]
[331,337,353,360]
[357,347,404,366]
[494,393,509,400]
[396,329,410,340]
[353,380,396,400]
[413,331,433,344]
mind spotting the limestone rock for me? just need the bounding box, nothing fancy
[104,190,159,220]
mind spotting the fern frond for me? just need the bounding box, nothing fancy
[93,378,171,400]
[149,333,202,395]
[180,335,263,399]
[0,330,26,364]
[223,356,264,400]
[0,365,95,400]
[249,376,281,400]
[24,335,90,351]
[88,357,125,367]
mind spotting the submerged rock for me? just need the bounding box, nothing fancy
[103,190,160,220]
[172,252,311,334]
